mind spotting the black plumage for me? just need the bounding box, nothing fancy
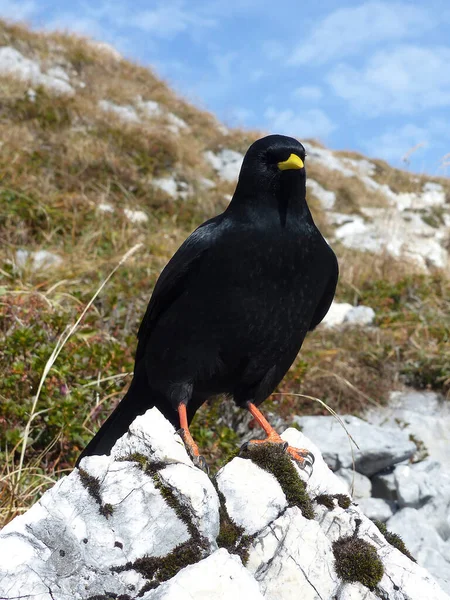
[76,134,338,469]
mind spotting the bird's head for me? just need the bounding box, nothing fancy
[233,134,308,221]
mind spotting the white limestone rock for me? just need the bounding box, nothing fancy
[356,498,395,522]
[394,460,441,509]
[152,176,178,197]
[247,507,340,600]
[145,549,264,599]
[15,249,63,271]
[294,415,416,475]
[306,178,336,210]
[151,177,192,199]
[371,471,397,502]
[387,508,450,594]
[336,468,372,499]
[1,409,447,600]
[321,302,375,327]
[98,99,140,123]
[0,46,74,94]
[366,390,450,466]
[204,149,244,182]
[135,98,190,134]
[321,301,353,327]
[124,207,149,223]
[216,457,288,535]
[166,112,189,134]
[344,306,376,326]
[97,202,115,213]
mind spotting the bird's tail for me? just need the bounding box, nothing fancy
[75,361,155,466]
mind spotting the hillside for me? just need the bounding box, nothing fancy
[0,20,449,526]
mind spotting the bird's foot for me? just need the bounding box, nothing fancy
[240,431,315,476]
[177,427,209,474]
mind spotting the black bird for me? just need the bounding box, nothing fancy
[76,134,338,470]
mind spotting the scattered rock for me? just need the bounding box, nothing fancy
[97,202,115,213]
[387,508,450,593]
[204,149,244,182]
[321,302,375,327]
[344,306,376,326]
[89,40,123,61]
[294,415,416,475]
[394,461,440,509]
[124,208,149,223]
[321,301,353,327]
[371,471,397,502]
[98,99,140,123]
[199,176,216,190]
[152,177,192,199]
[329,184,449,270]
[136,97,189,133]
[166,111,189,134]
[336,468,372,499]
[0,46,74,94]
[366,390,450,465]
[357,498,395,522]
[15,249,63,271]
[306,179,336,210]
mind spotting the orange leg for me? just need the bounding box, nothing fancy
[177,404,208,472]
[246,402,314,472]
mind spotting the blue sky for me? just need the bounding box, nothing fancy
[2,0,450,175]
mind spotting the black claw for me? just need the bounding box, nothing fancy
[239,442,249,455]
[193,455,209,474]
[281,441,289,452]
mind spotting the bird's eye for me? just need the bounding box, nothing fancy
[266,149,290,164]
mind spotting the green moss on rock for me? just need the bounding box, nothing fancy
[373,520,416,562]
[240,443,314,519]
[315,494,335,509]
[333,535,384,591]
[112,469,208,590]
[78,467,114,518]
[315,493,352,510]
[117,453,166,474]
[214,486,253,565]
[335,494,351,509]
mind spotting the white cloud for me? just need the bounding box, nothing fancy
[292,86,323,101]
[366,124,429,162]
[265,107,336,140]
[0,0,37,20]
[365,119,450,166]
[127,4,216,38]
[327,45,450,115]
[288,2,434,66]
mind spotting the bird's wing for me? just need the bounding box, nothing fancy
[135,219,221,361]
[309,251,339,331]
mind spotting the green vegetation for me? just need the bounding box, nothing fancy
[333,534,384,590]
[0,19,449,528]
[315,493,351,510]
[240,443,315,519]
[78,468,113,518]
[112,468,208,590]
[373,519,416,562]
[215,486,253,564]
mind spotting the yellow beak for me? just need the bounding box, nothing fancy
[277,153,304,171]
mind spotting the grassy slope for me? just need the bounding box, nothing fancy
[0,21,449,525]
